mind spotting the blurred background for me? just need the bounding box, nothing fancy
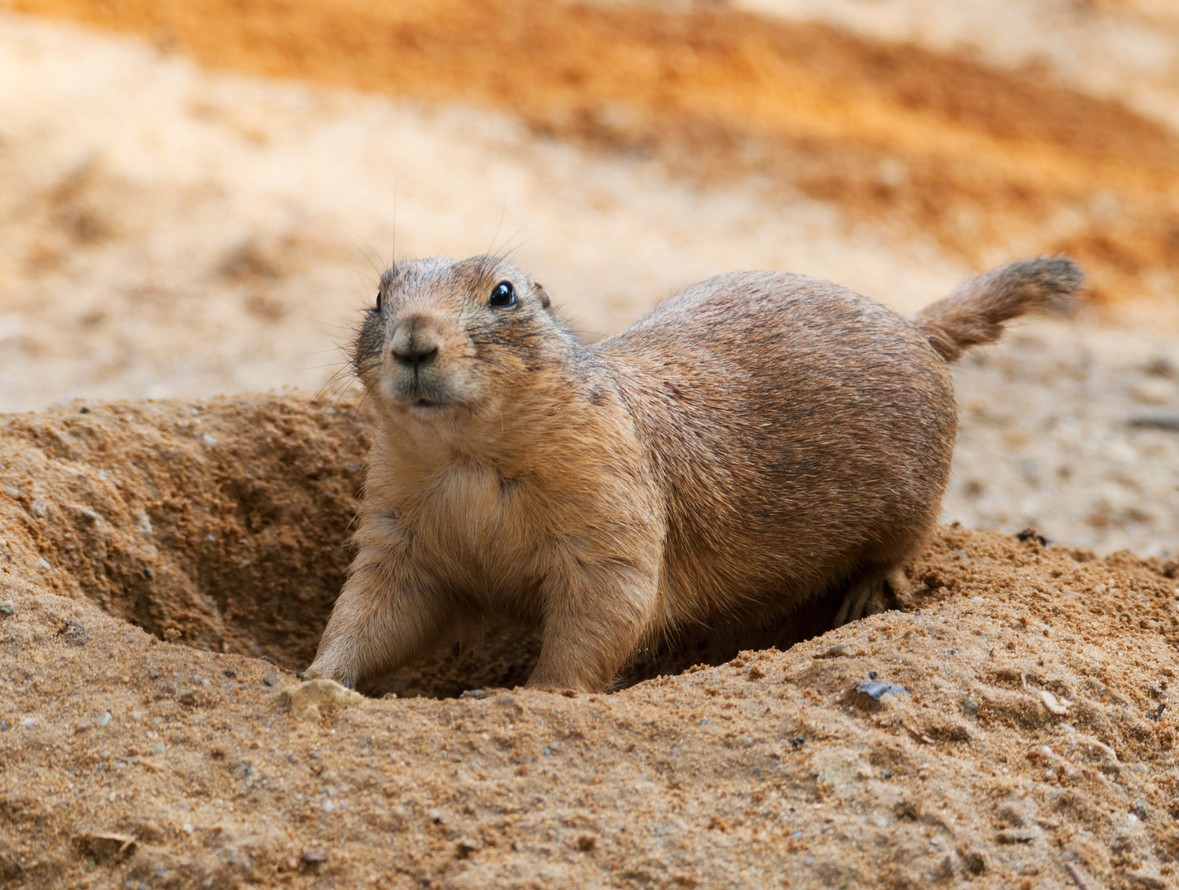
[1,0,1176,554]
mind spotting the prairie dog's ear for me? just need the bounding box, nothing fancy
[533,282,552,310]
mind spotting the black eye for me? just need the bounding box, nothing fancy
[374,290,382,313]
[489,281,516,308]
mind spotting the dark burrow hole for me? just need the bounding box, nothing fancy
[15,395,843,699]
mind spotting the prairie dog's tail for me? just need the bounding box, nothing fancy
[913,257,1084,363]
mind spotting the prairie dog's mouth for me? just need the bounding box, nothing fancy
[379,365,468,415]
[395,389,459,415]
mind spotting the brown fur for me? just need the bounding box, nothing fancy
[305,255,1083,692]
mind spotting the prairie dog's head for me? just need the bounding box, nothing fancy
[352,255,560,421]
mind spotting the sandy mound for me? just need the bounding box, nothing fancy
[0,394,1177,888]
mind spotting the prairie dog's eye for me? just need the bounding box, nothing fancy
[375,290,382,313]
[489,281,516,309]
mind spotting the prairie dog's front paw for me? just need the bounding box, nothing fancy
[303,658,356,690]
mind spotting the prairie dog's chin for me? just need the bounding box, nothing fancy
[402,398,456,419]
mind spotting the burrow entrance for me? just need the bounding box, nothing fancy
[0,393,837,697]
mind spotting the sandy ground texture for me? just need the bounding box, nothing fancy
[0,395,1177,890]
[0,1,1178,887]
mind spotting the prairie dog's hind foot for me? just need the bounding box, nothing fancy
[832,566,909,627]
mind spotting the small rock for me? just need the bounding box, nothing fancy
[1145,355,1176,378]
[80,832,137,864]
[1132,378,1173,406]
[20,716,36,728]
[97,711,112,727]
[0,601,13,616]
[996,827,1041,844]
[280,679,363,723]
[1039,689,1072,716]
[301,848,329,868]
[150,742,165,756]
[1128,415,1179,432]
[856,680,910,701]
[1016,528,1049,546]
[231,760,257,785]
[576,834,597,852]
[61,620,89,646]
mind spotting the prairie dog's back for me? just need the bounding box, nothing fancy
[596,272,956,625]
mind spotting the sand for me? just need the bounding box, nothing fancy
[0,1,1177,887]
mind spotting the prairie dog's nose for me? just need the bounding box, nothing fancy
[389,315,440,368]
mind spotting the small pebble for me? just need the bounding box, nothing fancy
[1131,378,1173,406]
[0,601,13,616]
[1039,689,1072,715]
[150,742,165,756]
[301,848,329,865]
[97,711,112,727]
[21,716,36,728]
[856,680,910,701]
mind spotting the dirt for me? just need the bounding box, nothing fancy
[1,395,1177,888]
[1,1,1179,888]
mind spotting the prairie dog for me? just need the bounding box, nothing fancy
[305,256,1082,692]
